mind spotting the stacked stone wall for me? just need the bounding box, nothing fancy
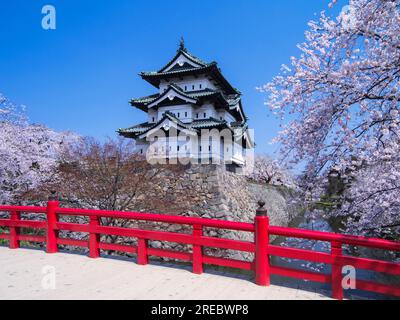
[125,164,296,261]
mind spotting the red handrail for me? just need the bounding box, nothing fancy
[56,207,255,232]
[0,200,399,300]
[269,226,400,251]
[0,205,47,213]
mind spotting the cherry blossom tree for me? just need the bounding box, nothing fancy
[260,0,400,237]
[35,137,171,212]
[246,154,296,188]
[0,93,27,125]
[0,93,78,204]
[26,137,182,253]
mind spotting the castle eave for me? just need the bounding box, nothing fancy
[140,63,239,95]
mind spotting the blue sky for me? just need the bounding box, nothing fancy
[0,0,345,157]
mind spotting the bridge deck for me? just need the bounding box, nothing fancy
[0,247,331,300]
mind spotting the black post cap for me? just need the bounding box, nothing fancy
[48,190,59,201]
[256,200,268,216]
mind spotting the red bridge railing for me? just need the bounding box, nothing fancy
[0,196,399,300]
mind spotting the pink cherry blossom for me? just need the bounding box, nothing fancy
[261,0,400,236]
[0,94,79,204]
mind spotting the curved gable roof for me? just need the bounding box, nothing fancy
[147,84,198,109]
[137,111,197,139]
[140,63,240,96]
[158,45,209,73]
[139,42,240,95]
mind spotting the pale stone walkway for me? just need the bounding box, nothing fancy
[0,247,331,300]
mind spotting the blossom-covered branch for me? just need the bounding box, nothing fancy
[0,93,78,204]
[261,0,400,236]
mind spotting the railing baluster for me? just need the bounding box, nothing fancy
[255,201,270,286]
[137,238,148,265]
[89,215,100,258]
[331,241,343,300]
[46,192,59,253]
[9,211,20,249]
[192,224,203,274]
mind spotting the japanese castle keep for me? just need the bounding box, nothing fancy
[118,39,253,169]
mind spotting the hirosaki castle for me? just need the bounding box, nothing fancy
[118,40,253,169]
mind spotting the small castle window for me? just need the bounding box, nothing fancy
[185,85,187,91]
[199,84,202,89]
[208,145,211,151]
[196,113,199,119]
[199,146,202,152]
[177,112,180,118]
[203,112,206,118]
[140,149,143,154]
[177,146,180,151]
[185,112,187,117]
[192,85,195,90]
[152,117,155,122]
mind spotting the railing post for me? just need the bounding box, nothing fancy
[331,241,343,300]
[254,200,270,286]
[137,238,148,265]
[192,224,203,274]
[9,211,20,249]
[89,215,100,258]
[46,191,59,253]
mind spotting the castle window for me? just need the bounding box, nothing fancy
[199,146,202,152]
[203,112,206,118]
[196,113,199,119]
[140,149,143,154]
[199,84,202,89]
[177,146,180,151]
[192,85,195,90]
[185,112,187,117]
[185,85,187,91]
[208,145,211,151]
[220,116,223,120]
[177,112,180,118]
[152,117,155,122]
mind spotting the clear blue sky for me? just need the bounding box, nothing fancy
[0,0,346,157]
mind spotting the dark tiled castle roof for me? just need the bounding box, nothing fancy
[118,111,247,138]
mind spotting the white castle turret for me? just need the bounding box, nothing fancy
[118,39,253,168]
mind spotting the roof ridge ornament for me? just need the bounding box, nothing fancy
[179,37,187,52]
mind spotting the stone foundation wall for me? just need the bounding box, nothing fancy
[128,164,297,261]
